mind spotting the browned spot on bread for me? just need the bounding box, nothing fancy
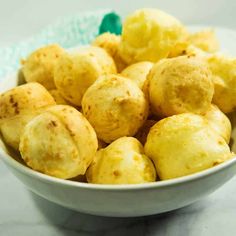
[113,170,121,177]
[218,140,224,145]
[12,102,19,114]
[47,120,58,129]
[9,95,14,104]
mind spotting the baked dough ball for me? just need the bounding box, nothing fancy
[121,61,153,96]
[0,83,56,150]
[92,32,127,72]
[119,8,187,64]
[82,74,149,143]
[144,113,233,180]
[135,119,157,145]
[149,56,214,117]
[21,44,65,89]
[49,89,70,105]
[19,105,98,179]
[204,104,231,144]
[168,41,190,58]
[187,29,219,53]
[86,137,156,184]
[207,54,236,113]
[183,45,208,58]
[169,44,208,59]
[54,46,117,106]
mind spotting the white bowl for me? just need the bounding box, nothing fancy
[1,139,236,217]
[1,26,236,217]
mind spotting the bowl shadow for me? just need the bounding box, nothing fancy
[28,190,210,236]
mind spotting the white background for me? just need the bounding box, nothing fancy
[0,0,236,46]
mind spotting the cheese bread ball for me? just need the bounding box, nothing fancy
[149,56,214,117]
[168,41,190,58]
[86,137,156,184]
[144,113,233,180]
[92,33,120,56]
[54,46,117,106]
[0,83,56,150]
[121,61,153,96]
[92,32,127,72]
[119,8,187,64]
[207,54,236,113]
[187,29,219,53]
[82,74,149,143]
[21,44,65,89]
[49,89,70,105]
[135,119,157,145]
[204,104,231,144]
[169,44,208,59]
[19,105,98,179]
[183,45,208,58]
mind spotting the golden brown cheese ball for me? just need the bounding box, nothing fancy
[54,46,117,106]
[119,8,187,64]
[21,44,65,89]
[169,43,208,59]
[0,83,56,150]
[82,74,149,143]
[144,113,233,180]
[92,33,120,56]
[86,137,156,184]
[135,119,157,145]
[121,61,153,96]
[92,32,127,72]
[207,54,236,113]
[149,56,214,117]
[49,89,70,105]
[183,45,208,58]
[168,41,190,58]
[204,104,231,144]
[19,105,98,179]
[187,29,219,53]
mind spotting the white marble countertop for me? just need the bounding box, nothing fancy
[1,1,236,235]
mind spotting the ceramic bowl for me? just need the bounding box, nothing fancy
[1,27,236,217]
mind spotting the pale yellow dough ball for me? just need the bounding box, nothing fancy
[183,45,208,58]
[92,32,127,72]
[187,29,219,53]
[82,74,149,143]
[169,44,208,59]
[204,104,231,144]
[54,46,117,106]
[49,89,70,105]
[21,44,65,89]
[86,137,156,184]
[119,8,187,64]
[149,56,214,117]
[121,61,153,96]
[144,113,233,180]
[0,83,56,150]
[19,105,98,179]
[207,54,236,113]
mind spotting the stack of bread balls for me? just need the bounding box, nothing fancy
[0,8,235,184]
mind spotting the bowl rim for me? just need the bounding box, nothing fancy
[1,147,236,191]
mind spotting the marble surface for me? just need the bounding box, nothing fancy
[1,160,236,236]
